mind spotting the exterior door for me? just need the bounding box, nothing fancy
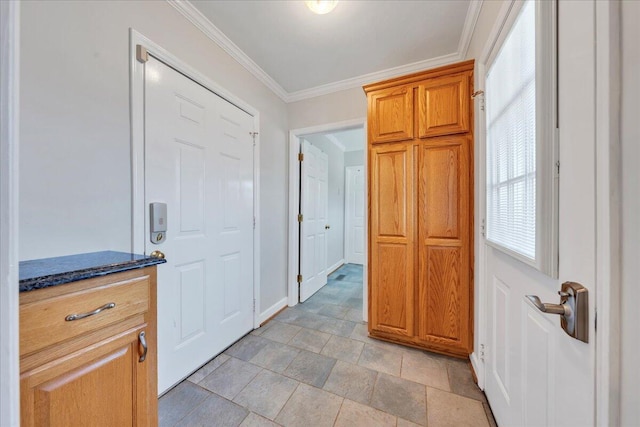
[145,57,255,393]
[484,2,596,425]
[299,140,328,302]
[345,166,365,265]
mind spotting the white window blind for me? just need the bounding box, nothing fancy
[486,1,537,260]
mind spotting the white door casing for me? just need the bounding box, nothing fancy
[299,140,329,302]
[144,57,254,393]
[483,1,597,426]
[345,166,365,265]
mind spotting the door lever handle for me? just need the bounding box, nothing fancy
[525,295,571,316]
[525,282,589,343]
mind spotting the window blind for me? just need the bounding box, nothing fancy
[486,1,536,260]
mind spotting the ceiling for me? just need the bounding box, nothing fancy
[304,127,365,152]
[171,0,481,102]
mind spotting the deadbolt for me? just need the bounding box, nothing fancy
[526,282,589,343]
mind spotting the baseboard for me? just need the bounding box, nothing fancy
[470,351,485,390]
[328,259,345,275]
[258,297,288,325]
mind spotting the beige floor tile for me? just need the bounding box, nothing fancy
[370,373,427,426]
[240,413,281,427]
[275,383,343,427]
[233,370,298,420]
[426,387,490,427]
[358,344,403,376]
[334,399,396,427]
[397,418,422,427]
[323,360,377,404]
[401,351,451,391]
[320,335,364,364]
[288,327,331,353]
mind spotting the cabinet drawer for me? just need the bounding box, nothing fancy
[20,276,150,356]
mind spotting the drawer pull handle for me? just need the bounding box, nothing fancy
[65,302,116,321]
[138,331,147,362]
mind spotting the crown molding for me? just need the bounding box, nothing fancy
[167,0,482,103]
[458,0,484,59]
[167,0,290,102]
[285,52,462,103]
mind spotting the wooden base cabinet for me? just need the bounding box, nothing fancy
[20,268,158,426]
[365,60,474,358]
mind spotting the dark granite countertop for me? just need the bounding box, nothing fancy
[19,251,166,292]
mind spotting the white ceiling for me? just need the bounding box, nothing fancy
[304,127,365,152]
[172,0,481,102]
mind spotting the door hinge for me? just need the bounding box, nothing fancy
[471,90,485,111]
[297,274,303,283]
[594,309,597,331]
[253,299,256,313]
[298,153,304,162]
[250,132,258,146]
[136,45,149,63]
[556,160,561,176]
[253,217,256,229]
[480,343,486,363]
[298,214,303,223]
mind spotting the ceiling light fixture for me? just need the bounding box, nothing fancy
[305,0,338,15]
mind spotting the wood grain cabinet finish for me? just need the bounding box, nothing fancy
[364,60,474,358]
[369,143,414,337]
[418,73,470,138]
[19,268,158,427]
[368,85,414,144]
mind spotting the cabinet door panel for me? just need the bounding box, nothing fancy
[418,139,472,353]
[418,73,470,138]
[369,86,413,143]
[21,326,150,427]
[370,144,414,336]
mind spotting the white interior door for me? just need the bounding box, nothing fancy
[484,2,596,426]
[144,57,255,393]
[345,166,365,265]
[300,140,328,302]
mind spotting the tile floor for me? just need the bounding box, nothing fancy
[159,264,498,427]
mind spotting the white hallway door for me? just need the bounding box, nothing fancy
[484,1,597,426]
[345,166,365,265]
[145,57,255,393]
[299,140,329,302]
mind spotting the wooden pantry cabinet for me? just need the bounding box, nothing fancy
[365,60,474,357]
[19,268,158,426]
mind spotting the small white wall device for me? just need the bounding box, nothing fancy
[150,202,167,244]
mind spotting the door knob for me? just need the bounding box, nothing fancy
[526,281,588,343]
[325,225,330,229]
[150,250,165,259]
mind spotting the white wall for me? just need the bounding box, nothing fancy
[344,150,364,167]
[303,135,345,270]
[19,0,289,313]
[464,0,508,368]
[620,0,640,423]
[288,87,366,130]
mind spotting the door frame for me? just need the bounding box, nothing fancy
[344,165,364,265]
[0,0,20,424]
[287,119,367,320]
[473,0,621,423]
[129,29,262,329]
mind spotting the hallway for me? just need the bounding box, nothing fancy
[159,264,496,426]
